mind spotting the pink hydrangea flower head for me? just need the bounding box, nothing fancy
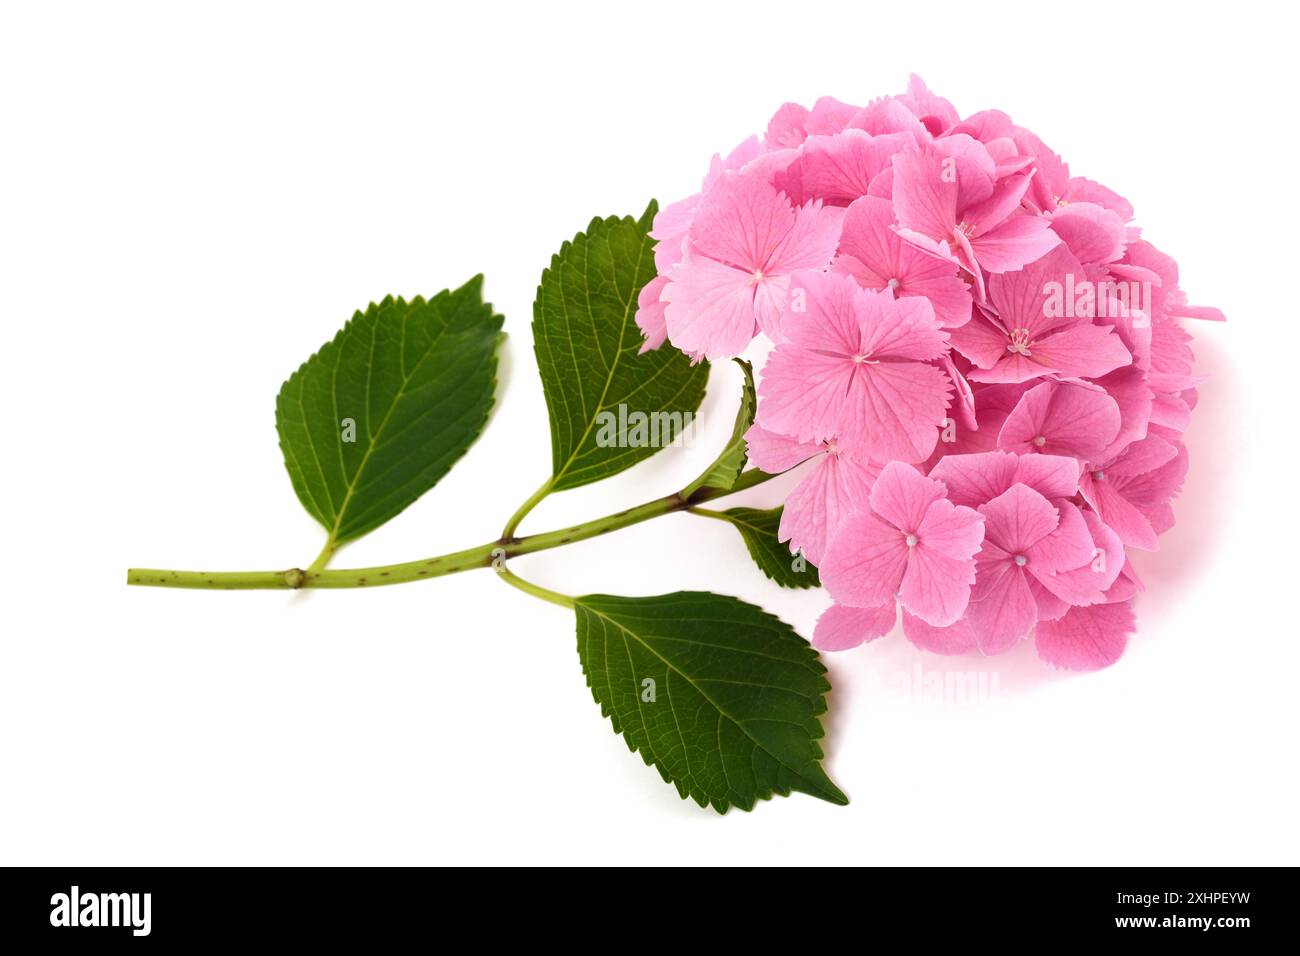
[647,77,1224,670]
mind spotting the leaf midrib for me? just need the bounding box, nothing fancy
[325,301,455,543]
[545,223,649,487]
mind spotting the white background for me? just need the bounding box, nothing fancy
[2,1,1296,866]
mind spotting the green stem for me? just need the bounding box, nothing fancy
[686,506,733,523]
[495,567,574,609]
[500,477,554,540]
[126,468,781,591]
[305,536,337,574]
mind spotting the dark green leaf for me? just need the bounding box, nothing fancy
[712,506,820,589]
[681,359,755,498]
[533,201,708,492]
[574,591,846,812]
[275,277,503,546]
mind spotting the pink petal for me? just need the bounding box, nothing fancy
[813,602,897,651]
[856,289,948,361]
[634,275,670,352]
[901,500,984,626]
[997,380,1121,460]
[688,171,793,272]
[1030,323,1132,379]
[1030,576,1071,621]
[1034,601,1135,671]
[1012,453,1081,500]
[934,133,996,209]
[928,451,1020,508]
[869,460,945,532]
[978,483,1059,554]
[916,498,986,560]
[820,511,910,609]
[1106,434,1178,477]
[1079,471,1159,551]
[1049,201,1127,265]
[848,97,931,141]
[986,245,1082,339]
[764,199,843,276]
[966,350,1058,385]
[948,313,1010,369]
[778,450,879,565]
[1063,178,1134,221]
[901,611,979,655]
[662,254,757,360]
[743,424,821,473]
[805,95,860,136]
[901,543,979,626]
[1044,507,1125,600]
[902,75,960,133]
[1089,365,1154,461]
[767,102,810,149]
[968,214,1061,273]
[855,361,953,461]
[891,147,958,242]
[894,246,974,328]
[966,170,1034,236]
[777,130,911,207]
[966,560,1037,653]
[757,343,860,446]
[1026,500,1101,582]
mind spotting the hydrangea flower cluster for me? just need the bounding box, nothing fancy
[637,76,1223,670]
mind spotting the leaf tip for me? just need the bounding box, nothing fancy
[638,198,659,230]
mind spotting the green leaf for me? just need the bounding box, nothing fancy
[574,591,846,812]
[275,277,504,547]
[532,201,709,492]
[681,359,756,498]
[710,506,821,589]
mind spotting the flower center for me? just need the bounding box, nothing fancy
[1092,470,1106,481]
[750,269,765,285]
[905,533,919,548]
[1006,327,1033,356]
[1013,554,1028,567]
[886,277,901,293]
[1032,435,1046,447]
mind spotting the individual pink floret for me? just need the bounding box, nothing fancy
[820,462,984,628]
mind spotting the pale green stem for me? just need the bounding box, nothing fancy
[500,477,554,540]
[126,468,780,591]
[494,567,574,609]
